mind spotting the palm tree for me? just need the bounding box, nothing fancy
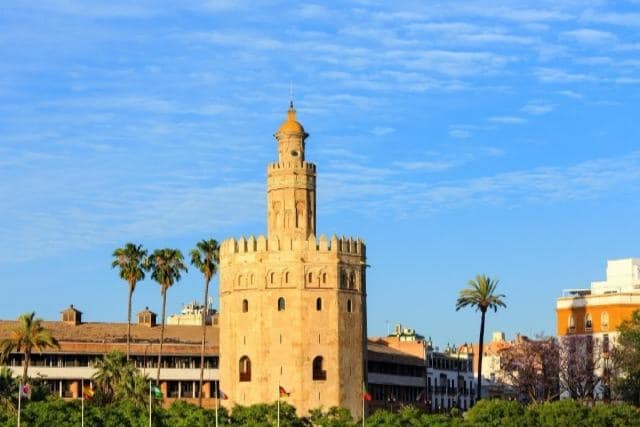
[147,248,188,384]
[455,274,506,401]
[0,312,60,383]
[111,243,148,360]
[93,350,133,402]
[190,238,220,407]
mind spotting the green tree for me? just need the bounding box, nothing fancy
[0,312,59,383]
[189,238,219,407]
[231,402,305,427]
[455,274,506,400]
[613,309,640,404]
[526,399,588,427]
[309,406,355,427]
[0,367,17,415]
[112,243,148,360]
[92,350,149,407]
[465,399,525,427]
[147,248,188,384]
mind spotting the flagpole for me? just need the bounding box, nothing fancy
[149,381,152,427]
[214,380,219,427]
[362,381,365,427]
[277,383,280,427]
[17,381,21,427]
[81,379,84,427]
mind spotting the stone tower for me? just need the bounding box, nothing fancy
[219,103,367,417]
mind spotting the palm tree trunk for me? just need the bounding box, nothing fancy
[22,348,30,384]
[198,277,211,407]
[127,283,134,361]
[156,288,167,385]
[476,309,486,402]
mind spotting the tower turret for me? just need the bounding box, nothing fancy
[267,103,316,241]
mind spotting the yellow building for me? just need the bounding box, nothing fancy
[557,258,640,339]
[218,103,367,416]
[557,258,640,399]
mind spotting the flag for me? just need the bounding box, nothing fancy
[279,386,290,397]
[218,389,228,400]
[20,384,31,400]
[151,385,163,399]
[362,383,372,401]
[82,385,94,400]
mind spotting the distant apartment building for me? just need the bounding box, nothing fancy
[556,258,640,399]
[368,324,475,412]
[166,300,216,326]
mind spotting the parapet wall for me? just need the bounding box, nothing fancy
[220,234,365,258]
[268,161,316,172]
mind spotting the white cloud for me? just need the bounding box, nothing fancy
[489,116,527,124]
[535,68,594,83]
[521,101,554,115]
[561,28,617,45]
[393,160,458,172]
[449,128,472,139]
[371,127,396,136]
[556,90,583,99]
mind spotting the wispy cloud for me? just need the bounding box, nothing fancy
[489,116,527,124]
[521,101,554,115]
[535,68,595,83]
[371,126,396,136]
[561,28,617,45]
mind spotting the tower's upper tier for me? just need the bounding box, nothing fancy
[275,102,308,138]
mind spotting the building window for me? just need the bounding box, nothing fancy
[347,299,352,313]
[603,334,610,354]
[237,275,243,287]
[568,314,576,332]
[239,356,251,382]
[285,272,290,284]
[308,272,313,283]
[316,298,322,311]
[601,312,609,330]
[349,272,355,289]
[312,356,326,380]
[250,274,254,286]
[585,313,593,331]
[242,299,248,313]
[340,270,347,289]
[278,297,286,311]
[322,273,327,284]
[270,272,275,284]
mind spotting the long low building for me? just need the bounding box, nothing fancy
[0,305,220,407]
[1,307,471,413]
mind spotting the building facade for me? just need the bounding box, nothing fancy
[0,306,220,407]
[218,104,367,416]
[556,258,640,399]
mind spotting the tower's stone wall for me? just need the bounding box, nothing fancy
[219,105,366,417]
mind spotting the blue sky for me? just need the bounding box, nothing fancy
[1,0,639,346]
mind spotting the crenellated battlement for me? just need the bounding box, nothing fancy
[220,234,365,257]
[268,161,316,172]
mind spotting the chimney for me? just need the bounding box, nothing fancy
[61,304,82,325]
[137,307,157,327]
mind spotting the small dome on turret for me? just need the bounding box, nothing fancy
[276,102,307,136]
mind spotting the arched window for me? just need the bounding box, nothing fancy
[239,356,251,382]
[250,274,254,286]
[308,272,313,283]
[347,299,352,313]
[316,298,322,311]
[278,297,286,311]
[340,270,347,289]
[270,272,275,284]
[285,271,290,284]
[601,312,609,330]
[568,314,576,332]
[322,273,327,284]
[585,313,593,331]
[312,356,326,380]
[238,275,243,287]
[242,299,248,313]
[349,272,355,289]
